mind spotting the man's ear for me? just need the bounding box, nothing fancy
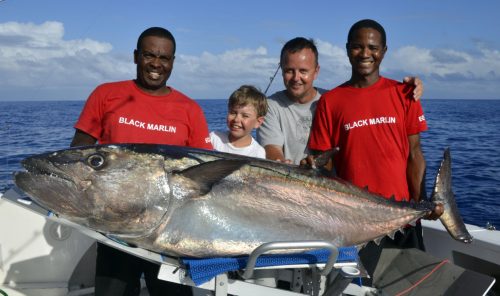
[133,49,138,64]
[314,64,320,80]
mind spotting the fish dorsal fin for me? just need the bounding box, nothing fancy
[176,159,248,196]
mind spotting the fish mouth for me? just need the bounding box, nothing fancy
[20,157,75,184]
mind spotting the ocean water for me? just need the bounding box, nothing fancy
[0,99,498,228]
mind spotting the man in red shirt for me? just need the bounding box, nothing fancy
[71,27,211,296]
[306,19,442,285]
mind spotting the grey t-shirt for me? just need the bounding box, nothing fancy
[257,88,326,165]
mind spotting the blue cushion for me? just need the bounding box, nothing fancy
[180,246,358,285]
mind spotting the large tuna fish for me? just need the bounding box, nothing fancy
[14,144,471,257]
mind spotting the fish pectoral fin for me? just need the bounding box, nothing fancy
[177,159,249,195]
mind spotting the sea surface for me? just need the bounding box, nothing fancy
[0,99,499,228]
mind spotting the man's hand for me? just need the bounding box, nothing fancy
[70,129,97,147]
[276,158,293,164]
[403,76,423,101]
[300,149,338,170]
[300,155,316,168]
[425,203,444,220]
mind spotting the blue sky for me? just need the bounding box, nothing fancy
[1,0,499,100]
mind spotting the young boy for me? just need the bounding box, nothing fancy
[211,86,277,287]
[210,85,267,159]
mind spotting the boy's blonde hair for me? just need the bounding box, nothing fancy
[228,85,268,117]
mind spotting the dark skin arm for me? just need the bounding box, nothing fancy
[407,134,443,220]
[70,129,97,147]
[407,134,426,202]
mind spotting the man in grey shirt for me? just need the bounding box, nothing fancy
[258,37,423,165]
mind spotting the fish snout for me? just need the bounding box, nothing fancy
[21,156,48,174]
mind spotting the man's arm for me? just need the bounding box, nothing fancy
[407,134,426,202]
[70,129,97,147]
[264,144,292,164]
[407,134,443,219]
[403,76,423,101]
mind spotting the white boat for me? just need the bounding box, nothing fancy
[1,187,498,296]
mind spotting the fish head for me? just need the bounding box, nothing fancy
[14,144,171,235]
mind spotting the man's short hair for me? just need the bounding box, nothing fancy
[228,85,268,118]
[137,27,176,55]
[347,19,386,47]
[280,37,319,66]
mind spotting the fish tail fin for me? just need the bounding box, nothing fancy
[431,148,473,243]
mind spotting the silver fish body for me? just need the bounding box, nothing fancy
[14,144,472,257]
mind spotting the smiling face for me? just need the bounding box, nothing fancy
[347,27,387,86]
[134,36,175,95]
[226,104,264,146]
[281,48,320,104]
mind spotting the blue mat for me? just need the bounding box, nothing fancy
[180,246,358,285]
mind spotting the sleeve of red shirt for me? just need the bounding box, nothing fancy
[308,95,333,152]
[74,86,104,141]
[401,85,428,135]
[188,103,213,150]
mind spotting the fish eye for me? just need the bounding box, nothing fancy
[87,154,105,169]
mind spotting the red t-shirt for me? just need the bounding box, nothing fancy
[308,77,428,201]
[75,80,212,149]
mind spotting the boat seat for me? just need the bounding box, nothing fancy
[158,241,368,296]
[179,244,359,285]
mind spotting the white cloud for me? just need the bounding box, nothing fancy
[0,21,132,100]
[0,21,499,100]
[171,47,278,97]
[314,39,351,89]
[385,45,500,99]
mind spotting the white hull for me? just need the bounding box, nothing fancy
[423,219,500,274]
[0,190,95,296]
[1,188,499,295]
